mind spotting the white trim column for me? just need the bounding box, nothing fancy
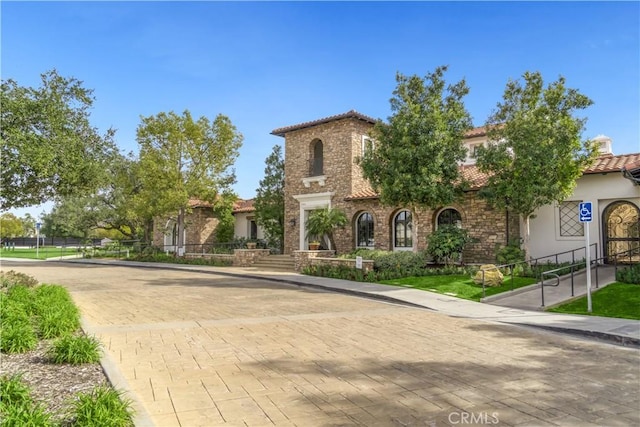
[292,192,334,250]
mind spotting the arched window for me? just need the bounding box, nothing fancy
[356,212,374,248]
[310,139,323,176]
[437,208,462,228]
[394,210,412,250]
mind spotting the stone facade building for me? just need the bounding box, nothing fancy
[272,110,519,263]
[152,199,262,251]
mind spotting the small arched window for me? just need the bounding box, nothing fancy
[310,139,323,176]
[437,208,462,229]
[356,212,374,248]
[394,210,412,249]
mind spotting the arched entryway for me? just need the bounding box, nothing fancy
[602,201,640,263]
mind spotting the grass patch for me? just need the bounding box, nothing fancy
[69,385,134,427]
[0,247,80,260]
[548,282,640,320]
[380,274,538,302]
[48,335,101,365]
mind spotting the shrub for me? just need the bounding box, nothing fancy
[48,334,101,365]
[69,385,134,427]
[616,264,640,284]
[496,240,525,266]
[426,225,473,265]
[0,270,39,290]
[303,262,474,282]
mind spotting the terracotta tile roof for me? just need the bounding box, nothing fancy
[460,164,490,189]
[233,199,255,213]
[465,126,488,138]
[344,188,379,201]
[271,110,377,137]
[345,152,639,200]
[271,110,491,140]
[187,198,255,213]
[345,166,490,200]
[584,152,640,174]
[188,198,213,208]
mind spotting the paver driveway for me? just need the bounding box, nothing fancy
[5,261,639,427]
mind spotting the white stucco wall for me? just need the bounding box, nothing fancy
[528,172,639,262]
[233,212,265,240]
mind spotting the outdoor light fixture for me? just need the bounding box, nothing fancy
[289,218,296,227]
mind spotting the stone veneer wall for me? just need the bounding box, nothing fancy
[283,118,374,254]
[233,249,270,267]
[314,192,512,264]
[280,115,518,263]
[152,207,220,248]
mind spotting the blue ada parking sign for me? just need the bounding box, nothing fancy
[579,202,592,223]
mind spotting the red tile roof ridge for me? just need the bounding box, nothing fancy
[271,110,377,136]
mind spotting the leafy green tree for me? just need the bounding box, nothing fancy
[359,66,473,249]
[21,214,36,237]
[305,207,348,251]
[136,110,242,254]
[93,153,149,240]
[475,71,598,257]
[0,213,23,239]
[254,145,285,252]
[40,197,96,238]
[39,153,148,241]
[1,69,116,209]
[426,225,472,266]
[212,192,236,244]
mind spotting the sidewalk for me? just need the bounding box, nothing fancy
[483,264,618,310]
[59,258,640,347]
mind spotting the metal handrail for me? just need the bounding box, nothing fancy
[539,245,639,307]
[480,243,597,299]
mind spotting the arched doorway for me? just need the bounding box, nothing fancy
[603,201,640,263]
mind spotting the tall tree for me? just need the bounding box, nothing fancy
[1,69,116,209]
[136,110,242,254]
[0,213,23,239]
[475,71,598,257]
[40,197,97,238]
[359,66,473,249]
[254,145,285,252]
[21,213,36,237]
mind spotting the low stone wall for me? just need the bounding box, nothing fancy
[293,250,335,272]
[184,253,234,264]
[293,250,374,273]
[233,249,270,267]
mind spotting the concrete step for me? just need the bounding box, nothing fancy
[252,255,296,271]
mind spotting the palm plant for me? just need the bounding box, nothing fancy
[305,208,348,251]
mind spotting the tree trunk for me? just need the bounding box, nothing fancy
[520,214,531,260]
[177,207,185,256]
[412,207,419,252]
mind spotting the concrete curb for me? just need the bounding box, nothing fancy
[80,318,155,427]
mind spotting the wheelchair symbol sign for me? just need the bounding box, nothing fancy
[579,202,592,222]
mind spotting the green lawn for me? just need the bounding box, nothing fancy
[548,282,640,320]
[379,274,538,302]
[0,247,81,260]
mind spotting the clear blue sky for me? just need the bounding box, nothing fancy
[3,1,639,219]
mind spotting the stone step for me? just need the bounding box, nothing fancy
[251,255,296,271]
